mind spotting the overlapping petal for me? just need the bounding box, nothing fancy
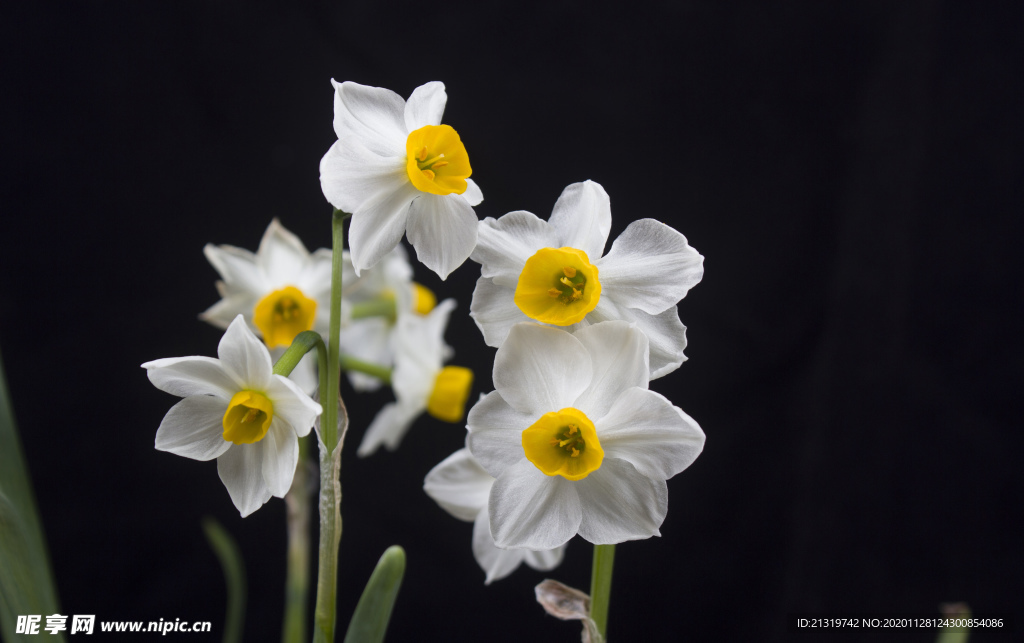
[466,391,537,477]
[596,218,704,314]
[347,183,419,276]
[154,396,232,461]
[217,443,272,518]
[471,211,556,287]
[469,277,532,347]
[331,80,406,156]
[590,297,688,379]
[598,388,705,480]
[575,460,667,544]
[406,193,479,280]
[217,316,273,390]
[547,180,611,259]
[489,459,582,550]
[142,356,237,400]
[424,448,493,522]
[492,324,591,416]
[571,321,649,419]
[404,81,447,131]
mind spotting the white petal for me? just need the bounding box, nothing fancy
[523,544,566,572]
[598,388,704,480]
[406,193,478,280]
[356,402,419,457]
[319,137,408,214]
[199,294,257,331]
[217,316,273,390]
[575,459,667,544]
[404,81,447,130]
[391,299,456,405]
[571,321,650,419]
[461,178,484,207]
[331,80,407,157]
[466,391,535,477]
[142,356,236,400]
[297,248,335,306]
[493,324,592,417]
[217,443,273,517]
[338,318,393,392]
[469,277,531,348]
[256,219,310,287]
[590,298,688,380]
[154,396,232,461]
[261,421,299,498]
[547,180,611,259]
[489,459,581,550]
[596,219,704,314]
[424,448,494,522]
[471,211,556,288]
[473,506,526,584]
[203,244,266,296]
[348,182,418,276]
[265,375,321,438]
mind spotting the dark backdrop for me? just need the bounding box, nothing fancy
[2,2,1021,642]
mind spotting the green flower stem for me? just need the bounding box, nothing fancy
[349,299,396,322]
[272,331,328,379]
[312,209,350,643]
[202,518,246,643]
[589,544,616,640]
[271,333,329,643]
[281,438,311,643]
[339,354,392,386]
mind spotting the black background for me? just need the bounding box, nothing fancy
[2,2,1021,642]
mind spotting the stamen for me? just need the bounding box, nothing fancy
[547,288,561,298]
[549,438,561,446]
[422,169,436,181]
[431,160,449,169]
[571,448,580,458]
[417,146,428,162]
[558,439,573,447]
[562,266,577,278]
[241,408,259,424]
[560,276,575,288]
[567,424,578,434]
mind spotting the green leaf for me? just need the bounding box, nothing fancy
[202,518,246,643]
[343,546,406,643]
[0,347,62,642]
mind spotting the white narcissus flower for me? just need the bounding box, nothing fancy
[467,321,705,550]
[338,244,438,392]
[425,447,565,584]
[470,180,703,379]
[143,316,322,517]
[201,219,332,350]
[319,80,483,280]
[357,299,473,457]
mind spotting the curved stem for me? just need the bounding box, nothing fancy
[589,544,616,640]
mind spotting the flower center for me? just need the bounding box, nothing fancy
[522,408,604,481]
[222,390,274,445]
[426,366,474,423]
[405,125,472,196]
[514,247,602,326]
[253,286,317,349]
[412,282,437,315]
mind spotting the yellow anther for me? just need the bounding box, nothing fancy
[417,146,428,162]
[431,160,449,169]
[567,424,578,434]
[549,438,561,446]
[571,448,580,458]
[569,290,582,301]
[422,169,436,181]
[241,408,260,424]
[547,288,561,298]
[560,276,574,288]
[558,438,573,448]
[562,266,577,278]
